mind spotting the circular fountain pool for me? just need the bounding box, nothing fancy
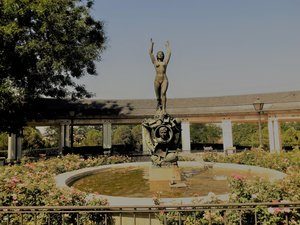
[56,162,286,206]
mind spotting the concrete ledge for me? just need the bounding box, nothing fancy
[56,162,286,206]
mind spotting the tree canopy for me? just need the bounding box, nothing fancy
[0,0,106,132]
[22,127,44,149]
[281,122,300,147]
[190,124,222,144]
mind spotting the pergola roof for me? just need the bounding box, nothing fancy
[29,90,300,121]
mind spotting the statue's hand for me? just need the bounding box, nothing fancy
[150,38,154,44]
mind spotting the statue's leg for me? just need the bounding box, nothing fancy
[154,81,162,110]
[161,80,169,113]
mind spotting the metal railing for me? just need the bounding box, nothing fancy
[0,202,299,225]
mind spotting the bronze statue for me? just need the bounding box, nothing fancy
[144,39,181,167]
[149,39,171,114]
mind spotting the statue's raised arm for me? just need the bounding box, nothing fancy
[149,38,156,64]
[164,41,171,65]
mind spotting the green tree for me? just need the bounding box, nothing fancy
[281,122,300,132]
[232,123,269,147]
[131,125,142,151]
[282,127,300,147]
[112,126,133,146]
[0,133,8,150]
[190,124,222,144]
[22,127,45,149]
[111,125,142,150]
[232,123,258,146]
[0,80,24,132]
[43,126,59,147]
[73,126,89,147]
[281,122,300,148]
[0,0,106,132]
[82,128,102,146]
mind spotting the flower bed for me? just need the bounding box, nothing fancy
[0,154,131,224]
[161,149,300,224]
[202,149,300,172]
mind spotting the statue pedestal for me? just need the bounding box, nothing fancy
[149,166,181,181]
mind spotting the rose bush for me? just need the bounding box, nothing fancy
[201,149,300,172]
[159,149,300,224]
[0,154,131,224]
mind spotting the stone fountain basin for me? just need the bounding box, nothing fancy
[55,161,286,206]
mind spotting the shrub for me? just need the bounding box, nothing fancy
[0,154,131,224]
[158,149,300,224]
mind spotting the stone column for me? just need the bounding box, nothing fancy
[7,133,17,161]
[268,117,281,153]
[222,119,233,151]
[70,123,74,148]
[181,121,191,152]
[142,126,151,154]
[59,124,65,153]
[103,122,112,149]
[65,123,71,147]
[16,135,23,160]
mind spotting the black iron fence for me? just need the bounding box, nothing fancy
[0,202,300,225]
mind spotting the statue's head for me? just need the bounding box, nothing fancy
[156,51,164,61]
[159,126,169,140]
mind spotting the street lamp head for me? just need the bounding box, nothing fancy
[253,97,264,112]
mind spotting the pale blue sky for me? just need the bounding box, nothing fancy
[79,0,300,99]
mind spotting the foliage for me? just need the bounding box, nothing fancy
[23,147,60,157]
[112,125,142,150]
[112,125,133,145]
[232,122,300,148]
[0,154,130,224]
[73,126,88,146]
[226,168,300,224]
[159,150,300,224]
[156,198,225,224]
[131,125,142,151]
[72,126,102,147]
[281,122,300,147]
[82,128,102,146]
[22,127,45,149]
[204,149,300,224]
[0,133,8,151]
[43,126,59,147]
[178,152,204,162]
[202,149,300,172]
[190,124,222,144]
[232,123,269,147]
[0,0,106,132]
[0,79,25,132]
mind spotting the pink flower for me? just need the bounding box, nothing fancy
[268,207,275,214]
[232,174,246,180]
[12,194,17,201]
[274,208,282,214]
[159,210,165,215]
[268,207,291,214]
[11,176,20,183]
[25,163,36,169]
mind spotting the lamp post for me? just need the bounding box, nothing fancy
[253,98,264,147]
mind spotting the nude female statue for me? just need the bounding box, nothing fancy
[149,39,171,114]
